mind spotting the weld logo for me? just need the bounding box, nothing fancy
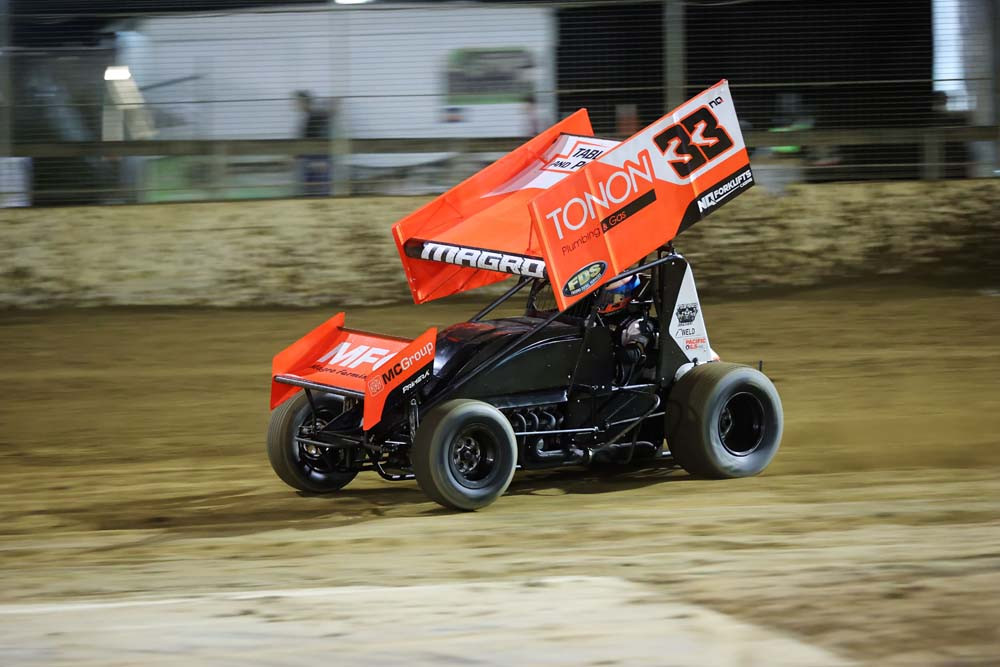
[675,303,699,325]
[697,169,753,213]
[367,376,385,395]
[563,261,607,297]
[545,150,655,240]
[419,241,545,279]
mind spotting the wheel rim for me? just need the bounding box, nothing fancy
[718,391,766,456]
[292,405,350,481]
[447,425,500,489]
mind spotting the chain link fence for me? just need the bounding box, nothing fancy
[1,0,996,206]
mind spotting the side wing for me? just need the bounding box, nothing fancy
[528,80,754,311]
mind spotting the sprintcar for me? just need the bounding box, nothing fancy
[267,80,783,510]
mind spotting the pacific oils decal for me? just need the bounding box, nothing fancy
[363,327,437,430]
[563,261,607,297]
[528,80,753,312]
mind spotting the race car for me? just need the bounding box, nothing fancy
[267,80,783,510]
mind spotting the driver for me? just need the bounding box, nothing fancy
[596,274,641,317]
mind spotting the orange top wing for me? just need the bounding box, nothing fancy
[529,80,754,311]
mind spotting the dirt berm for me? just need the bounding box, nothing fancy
[2,178,998,307]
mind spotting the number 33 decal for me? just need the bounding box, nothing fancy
[653,106,734,178]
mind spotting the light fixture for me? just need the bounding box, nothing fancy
[335,0,374,4]
[104,66,132,81]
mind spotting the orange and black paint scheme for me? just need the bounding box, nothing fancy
[268,81,780,509]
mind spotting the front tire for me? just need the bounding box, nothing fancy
[666,362,782,478]
[412,399,518,511]
[267,392,358,493]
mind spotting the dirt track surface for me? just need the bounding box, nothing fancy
[1,285,999,665]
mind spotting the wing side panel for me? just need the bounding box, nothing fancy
[393,110,594,304]
[529,80,754,311]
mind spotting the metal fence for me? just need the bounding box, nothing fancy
[1,0,997,206]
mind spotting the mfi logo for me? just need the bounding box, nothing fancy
[544,150,655,240]
[317,342,395,371]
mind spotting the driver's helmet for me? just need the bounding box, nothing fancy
[596,275,641,314]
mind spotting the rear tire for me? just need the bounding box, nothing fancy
[412,399,518,511]
[267,392,358,493]
[666,362,782,478]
